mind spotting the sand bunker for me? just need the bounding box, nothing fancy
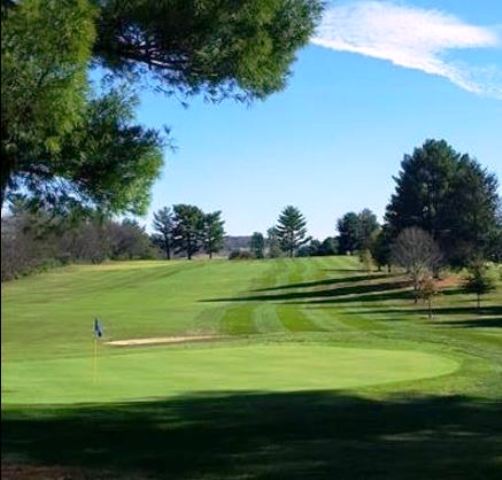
[105,335,219,347]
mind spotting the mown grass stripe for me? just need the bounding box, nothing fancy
[253,304,285,334]
[220,305,259,335]
[276,305,326,332]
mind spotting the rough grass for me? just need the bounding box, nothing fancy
[2,256,501,479]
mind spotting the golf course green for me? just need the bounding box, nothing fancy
[2,256,501,478]
[3,345,458,405]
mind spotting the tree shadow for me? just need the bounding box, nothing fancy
[205,281,409,304]
[290,290,414,305]
[361,306,502,317]
[439,317,502,329]
[252,274,392,292]
[323,268,368,273]
[3,391,501,479]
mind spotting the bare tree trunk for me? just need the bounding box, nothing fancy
[428,298,433,320]
[477,294,481,310]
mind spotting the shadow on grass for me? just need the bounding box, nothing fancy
[3,392,501,479]
[361,306,502,318]
[205,281,409,304]
[252,274,393,292]
[440,317,502,328]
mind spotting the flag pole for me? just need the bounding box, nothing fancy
[93,336,98,384]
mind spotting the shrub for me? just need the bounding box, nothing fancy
[228,249,254,260]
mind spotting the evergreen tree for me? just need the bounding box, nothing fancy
[172,204,204,260]
[319,237,338,256]
[464,261,497,309]
[2,0,322,212]
[275,206,310,257]
[202,211,225,259]
[385,139,500,266]
[249,232,265,259]
[93,0,323,102]
[357,209,379,250]
[152,207,174,259]
[337,212,359,254]
[370,227,393,272]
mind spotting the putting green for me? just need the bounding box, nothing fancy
[2,344,459,405]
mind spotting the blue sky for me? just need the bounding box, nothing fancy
[134,0,502,238]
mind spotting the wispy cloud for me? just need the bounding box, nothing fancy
[312,1,502,98]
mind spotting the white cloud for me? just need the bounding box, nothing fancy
[312,1,502,98]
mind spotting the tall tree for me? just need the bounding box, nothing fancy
[152,207,174,259]
[319,237,338,256]
[108,219,154,260]
[357,209,379,250]
[202,211,225,259]
[370,227,392,272]
[249,232,265,259]
[172,204,204,260]
[2,0,322,212]
[385,139,500,266]
[266,226,282,258]
[337,212,359,254]
[445,158,500,266]
[275,206,309,257]
[391,227,442,303]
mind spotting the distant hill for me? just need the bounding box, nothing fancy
[223,236,252,252]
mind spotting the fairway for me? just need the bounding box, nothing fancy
[2,256,501,479]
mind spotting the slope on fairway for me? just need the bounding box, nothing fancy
[2,344,458,405]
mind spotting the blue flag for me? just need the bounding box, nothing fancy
[94,318,103,338]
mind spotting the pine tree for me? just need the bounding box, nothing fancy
[275,206,310,257]
[249,232,265,259]
[202,211,225,259]
[172,204,204,260]
[464,261,497,309]
[152,207,174,259]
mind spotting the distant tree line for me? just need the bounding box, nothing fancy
[151,205,225,260]
[2,139,501,295]
[1,202,226,280]
[1,204,156,281]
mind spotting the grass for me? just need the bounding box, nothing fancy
[2,256,501,479]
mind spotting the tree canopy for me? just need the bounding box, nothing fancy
[202,211,225,259]
[337,212,359,254]
[250,232,265,259]
[2,0,322,213]
[172,204,204,260]
[152,206,174,259]
[276,205,309,257]
[385,139,500,266]
[1,0,96,206]
[93,0,323,101]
